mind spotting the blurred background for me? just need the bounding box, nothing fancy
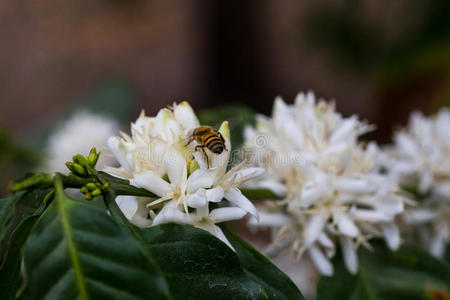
[2,0,450,190]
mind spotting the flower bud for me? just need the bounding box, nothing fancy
[72,163,87,176]
[92,188,102,196]
[65,162,76,173]
[86,183,97,191]
[73,154,88,167]
[87,147,99,166]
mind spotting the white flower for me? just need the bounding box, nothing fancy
[42,111,119,173]
[381,108,450,257]
[106,102,263,248]
[245,92,407,275]
[152,199,246,250]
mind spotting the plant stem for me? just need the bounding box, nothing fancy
[103,189,141,238]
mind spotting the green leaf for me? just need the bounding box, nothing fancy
[103,190,268,299]
[24,180,170,300]
[317,241,450,300]
[140,223,268,300]
[16,175,293,299]
[222,226,304,300]
[0,189,52,299]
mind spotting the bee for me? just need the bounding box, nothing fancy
[185,126,227,168]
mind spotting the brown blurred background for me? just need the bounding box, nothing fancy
[1,0,450,190]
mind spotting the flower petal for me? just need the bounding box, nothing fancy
[212,225,235,251]
[152,201,194,225]
[131,171,172,197]
[164,147,186,186]
[186,169,215,193]
[115,196,138,220]
[224,188,259,219]
[419,170,433,193]
[339,236,358,274]
[334,178,375,194]
[382,223,400,250]
[429,227,446,258]
[394,132,419,157]
[403,209,437,224]
[249,179,286,197]
[210,207,246,222]
[350,208,391,222]
[206,186,224,203]
[153,108,183,143]
[300,181,322,207]
[173,101,199,131]
[225,167,265,186]
[107,136,131,171]
[335,213,359,237]
[186,189,208,208]
[300,173,331,207]
[309,245,333,276]
[318,233,334,249]
[248,211,290,227]
[330,117,358,145]
[434,181,450,198]
[376,197,404,216]
[305,210,327,248]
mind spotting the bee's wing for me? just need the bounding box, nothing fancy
[208,122,222,132]
[183,127,197,146]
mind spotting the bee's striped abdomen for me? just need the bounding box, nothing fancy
[202,132,224,154]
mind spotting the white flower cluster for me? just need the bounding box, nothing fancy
[381,108,450,257]
[106,102,263,249]
[244,92,407,275]
[43,111,119,173]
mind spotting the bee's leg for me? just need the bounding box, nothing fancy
[197,145,210,168]
[194,145,210,168]
[218,132,228,151]
[202,146,210,168]
[185,136,194,146]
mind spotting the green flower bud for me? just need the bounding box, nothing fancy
[65,162,76,173]
[80,187,88,194]
[86,183,97,191]
[73,154,88,167]
[87,147,99,166]
[84,193,93,200]
[72,163,87,176]
[92,189,102,196]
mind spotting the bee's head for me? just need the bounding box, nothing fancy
[193,126,213,139]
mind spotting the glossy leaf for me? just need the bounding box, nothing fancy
[140,223,268,299]
[103,189,269,299]
[317,241,450,300]
[222,226,305,300]
[24,185,170,300]
[0,189,52,300]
